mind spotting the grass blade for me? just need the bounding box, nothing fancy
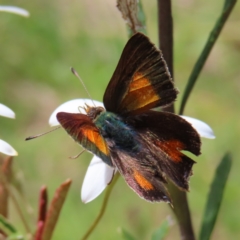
[0,214,17,234]
[199,152,232,240]
[151,219,170,240]
[179,0,237,115]
[120,228,136,240]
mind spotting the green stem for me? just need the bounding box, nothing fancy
[179,0,237,115]
[7,183,32,234]
[168,182,195,240]
[81,173,120,240]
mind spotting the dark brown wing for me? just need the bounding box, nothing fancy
[103,32,178,116]
[127,111,201,190]
[57,112,112,167]
[109,146,171,203]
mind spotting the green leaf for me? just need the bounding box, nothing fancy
[0,214,17,234]
[199,152,232,240]
[179,0,237,115]
[151,220,169,240]
[120,228,136,240]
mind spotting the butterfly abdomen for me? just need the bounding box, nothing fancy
[95,111,140,152]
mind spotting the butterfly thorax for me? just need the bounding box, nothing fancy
[95,111,140,152]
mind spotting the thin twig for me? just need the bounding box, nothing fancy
[3,179,32,234]
[81,173,120,240]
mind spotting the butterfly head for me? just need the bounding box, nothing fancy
[84,104,105,120]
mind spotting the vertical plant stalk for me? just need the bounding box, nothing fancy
[0,157,12,218]
[157,0,174,113]
[81,173,120,240]
[157,1,195,240]
[168,182,195,240]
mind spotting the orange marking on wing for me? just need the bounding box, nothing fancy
[121,86,160,112]
[129,72,151,91]
[119,72,161,113]
[133,170,154,190]
[82,128,109,156]
[155,140,185,162]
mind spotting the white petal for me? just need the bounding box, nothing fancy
[81,155,114,203]
[0,103,15,119]
[49,99,104,126]
[0,6,30,17]
[181,116,215,139]
[0,139,18,156]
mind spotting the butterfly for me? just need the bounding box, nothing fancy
[56,32,201,203]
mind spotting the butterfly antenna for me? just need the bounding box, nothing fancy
[69,149,86,159]
[70,67,96,107]
[25,126,61,141]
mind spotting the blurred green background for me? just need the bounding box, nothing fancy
[0,0,240,239]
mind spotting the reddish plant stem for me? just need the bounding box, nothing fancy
[0,158,9,218]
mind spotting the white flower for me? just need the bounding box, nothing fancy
[180,115,215,139]
[0,103,15,119]
[0,6,29,17]
[49,99,215,203]
[81,155,115,203]
[0,5,29,156]
[0,104,18,156]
